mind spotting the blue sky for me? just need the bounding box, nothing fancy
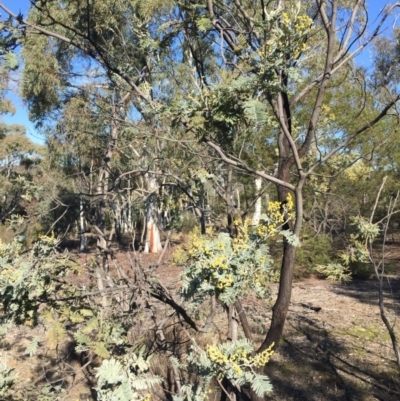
[0,0,398,145]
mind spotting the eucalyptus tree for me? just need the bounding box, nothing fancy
[3,0,400,354]
[14,0,163,255]
[43,86,120,250]
[0,125,44,232]
[0,16,45,234]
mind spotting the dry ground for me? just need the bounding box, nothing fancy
[2,241,400,401]
[262,278,400,401]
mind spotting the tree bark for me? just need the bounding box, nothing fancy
[234,299,253,341]
[258,242,296,351]
[144,173,162,253]
[251,177,263,226]
[226,166,235,237]
[79,193,86,252]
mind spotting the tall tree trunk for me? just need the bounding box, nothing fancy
[79,192,86,252]
[121,197,128,234]
[199,187,206,235]
[234,300,253,341]
[260,162,293,350]
[95,168,108,253]
[144,173,162,253]
[227,304,238,342]
[258,241,296,351]
[188,186,206,235]
[226,166,235,236]
[260,88,296,350]
[220,304,239,401]
[251,177,262,226]
[93,92,130,254]
[127,179,132,232]
[113,198,122,244]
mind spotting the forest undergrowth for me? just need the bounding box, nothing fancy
[1,238,400,401]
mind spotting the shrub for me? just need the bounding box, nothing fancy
[296,233,334,275]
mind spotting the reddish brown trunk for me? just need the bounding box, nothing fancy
[149,226,154,253]
[234,300,253,341]
[258,241,296,352]
[260,156,297,351]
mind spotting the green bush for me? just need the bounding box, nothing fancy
[296,233,334,274]
[174,212,199,234]
[349,261,374,279]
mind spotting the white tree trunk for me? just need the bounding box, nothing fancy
[252,177,263,225]
[144,174,162,253]
[79,194,86,252]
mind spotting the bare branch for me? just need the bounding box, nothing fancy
[370,176,387,224]
[339,0,363,52]
[204,138,296,191]
[271,97,304,175]
[232,0,260,42]
[297,0,336,158]
[291,2,400,106]
[306,96,400,176]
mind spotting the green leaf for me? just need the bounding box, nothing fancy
[47,322,67,349]
[96,358,123,385]
[93,342,110,359]
[3,52,18,70]
[251,373,273,396]
[281,230,301,247]
[113,381,133,401]
[79,308,94,317]
[82,316,99,333]
[130,374,162,390]
[24,336,40,357]
[243,99,269,126]
[74,331,92,346]
[196,17,212,32]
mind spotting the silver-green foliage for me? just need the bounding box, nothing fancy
[24,336,41,357]
[0,234,77,326]
[173,338,273,401]
[95,349,162,401]
[316,216,380,281]
[0,17,19,71]
[315,263,352,282]
[180,229,273,306]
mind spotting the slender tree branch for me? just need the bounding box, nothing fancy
[298,0,337,158]
[291,2,400,106]
[368,180,400,368]
[369,176,387,224]
[232,0,260,42]
[204,139,296,191]
[305,97,400,176]
[336,0,366,61]
[234,300,253,341]
[271,97,303,175]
